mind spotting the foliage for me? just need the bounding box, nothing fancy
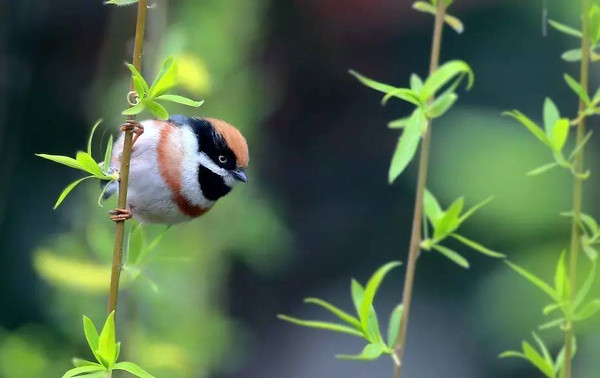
[412,0,463,34]
[123,56,204,119]
[62,312,154,378]
[278,262,403,362]
[350,60,474,183]
[36,120,117,209]
[420,190,504,268]
[548,4,600,62]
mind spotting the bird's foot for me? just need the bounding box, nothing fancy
[120,120,144,147]
[109,208,133,222]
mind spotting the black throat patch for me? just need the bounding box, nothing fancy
[169,115,235,201]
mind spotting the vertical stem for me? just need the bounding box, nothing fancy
[564,0,590,376]
[393,2,446,377]
[108,0,148,314]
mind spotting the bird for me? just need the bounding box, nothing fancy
[104,115,249,224]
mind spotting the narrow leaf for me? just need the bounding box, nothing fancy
[103,135,114,175]
[304,298,362,330]
[450,234,506,258]
[573,299,600,321]
[83,316,100,352]
[573,261,597,309]
[427,92,458,118]
[551,119,570,152]
[349,70,399,95]
[564,74,591,105]
[360,262,402,334]
[54,176,95,209]
[444,14,464,34]
[522,341,554,377]
[543,98,560,137]
[548,20,583,38]
[388,109,426,183]
[562,49,583,62]
[420,60,474,100]
[277,315,364,338]
[87,120,102,156]
[62,366,105,378]
[388,116,412,129]
[503,111,551,148]
[97,311,117,365]
[156,94,204,107]
[555,251,567,301]
[76,152,104,177]
[527,162,559,176]
[112,362,155,378]
[336,343,385,361]
[387,304,403,348]
[505,261,558,300]
[149,56,178,97]
[432,244,469,268]
[145,100,169,120]
[424,189,443,223]
[457,196,493,225]
[36,154,85,171]
[122,102,145,116]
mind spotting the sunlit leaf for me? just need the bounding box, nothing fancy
[450,234,505,258]
[72,358,101,368]
[548,20,583,38]
[386,304,403,348]
[61,366,105,378]
[424,189,443,223]
[35,154,85,171]
[381,88,422,106]
[359,262,402,335]
[150,56,178,97]
[444,14,464,34]
[388,109,426,183]
[349,70,400,95]
[522,341,554,377]
[54,176,95,209]
[112,361,155,378]
[336,343,386,360]
[144,100,169,119]
[122,102,145,116]
[503,110,551,148]
[432,244,469,268]
[156,94,204,107]
[125,63,149,93]
[573,299,600,321]
[505,261,558,300]
[550,119,569,152]
[76,152,104,177]
[427,92,458,118]
[388,116,412,129]
[304,298,361,329]
[420,60,474,100]
[433,197,463,240]
[98,311,117,366]
[277,315,364,338]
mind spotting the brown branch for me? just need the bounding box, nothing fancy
[393,2,446,377]
[108,0,148,314]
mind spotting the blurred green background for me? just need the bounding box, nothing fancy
[2,0,600,377]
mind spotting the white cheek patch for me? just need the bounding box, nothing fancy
[198,151,228,177]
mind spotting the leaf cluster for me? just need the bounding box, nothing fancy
[278,262,403,362]
[124,56,204,119]
[63,312,154,377]
[420,190,504,268]
[36,120,118,209]
[412,0,463,34]
[500,333,576,378]
[350,60,474,183]
[548,4,600,62]
[504,96,591,178]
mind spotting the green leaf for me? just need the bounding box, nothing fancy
[503,110,551,148]
[349,70,399,95]
[555,251,567,301]
[432,244,469,268]
[527,162,559,176]
[427,92,458,118]
[424,189,443,223]
[542,302,565,315]
[132,76,146,98]
[562,49,583,62]
[54,176,95,209]
[83,316,100,357]
[125,63,149,94]
[351,279,364,315]
[76,152,104,177]
[62,366,105,378]
[543,98,560,137]
[583,244,599,260]
[87,120,102,156]
[564,74,591,106]
[550,119,570,152]
[144,100,169,120]
[522,341,555,377]
[388,116,412,129]
[450,234,506,258]
[420,60,474,100]
[149,56,178,97]
[350,279,380,343]
[590,4,600,44]
[457,196,493,225]
[531,332,553,369]
[336,343,386,360]
[410,74,423,92]
[412,1,436,14]
[36,154,86,171]
[127,223,146,266]
[548,20,583,38]
[112,361,155,378]
[359,262,402,335]
[277,315,364,338]
[569,131,593,161]
[573,299,600,321]
[433,197,463,240]
[573,261,597,309]
[499,350,526,359]
[539,317,565,330]
[388,109,426,183]
[304,298,362,330]
[98,311,117,366]
[386,304,403,348]
[122,102,145,116]
[156,94,204,107]
[72,359,102,368]
[381,88,421,106]
[103,135,114,175]
[505,261,558,300]
[444,14,464,34]
[104,0,139,6]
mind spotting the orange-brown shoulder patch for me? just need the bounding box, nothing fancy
[157,121,210,218]
[206,118,249,168]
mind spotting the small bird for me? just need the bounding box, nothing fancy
[105,115,249,224]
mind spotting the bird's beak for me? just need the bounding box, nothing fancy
[231,168,247,183]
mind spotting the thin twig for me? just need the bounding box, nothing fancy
[108,0,148,314]
[393,2,447,377]
[564,0,590,376]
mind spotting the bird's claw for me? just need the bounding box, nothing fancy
[109,208,133,222]
[120,120,144,147]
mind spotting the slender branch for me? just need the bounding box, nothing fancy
[393,2,446,377]
[564,0,590,376]
[108,0,148,314]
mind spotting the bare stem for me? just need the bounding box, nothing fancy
[108,0,148,315]
[564,0,590,376]
[393,2,446,377]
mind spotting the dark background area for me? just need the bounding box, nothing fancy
[2,0,599,377]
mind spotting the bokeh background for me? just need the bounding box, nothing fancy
[2,0,600,377]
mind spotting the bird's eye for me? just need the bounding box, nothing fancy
[218,155,227,164]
